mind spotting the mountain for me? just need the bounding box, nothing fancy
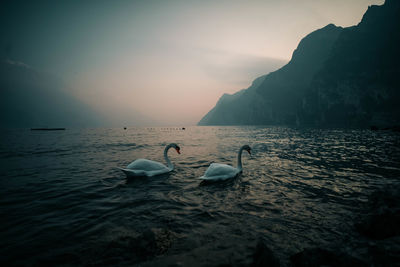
[0,60,157,128]
[0,60,104,128]
[199,0,400,127]
[198,75,268,125]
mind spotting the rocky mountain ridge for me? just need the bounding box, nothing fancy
[199,0,400,127]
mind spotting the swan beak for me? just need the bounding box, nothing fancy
[247,149,251,155]
[176,148,181,154]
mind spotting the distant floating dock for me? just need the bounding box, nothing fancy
[31,128,66,131]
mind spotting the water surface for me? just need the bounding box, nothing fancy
[0,126,399,266]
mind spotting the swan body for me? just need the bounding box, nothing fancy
[200,163,240,181]
[199,145,251,181]
[119,143,180,177]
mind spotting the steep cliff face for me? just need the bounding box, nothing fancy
[199,0,400,127]
[198,24,343,126]
[255,23,343,125]
[301,0,400,127]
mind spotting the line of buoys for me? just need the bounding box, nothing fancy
[123,127,187,131]
[159,127,186,130]
[144,127,186,131]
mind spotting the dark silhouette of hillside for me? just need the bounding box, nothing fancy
[0,60,102,128]
[199,0,400,127]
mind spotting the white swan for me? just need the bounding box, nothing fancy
[199,145,251,181]
[118,143,181,177]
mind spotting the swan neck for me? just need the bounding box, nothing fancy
[237,146,244,171]
[164,144,174,170]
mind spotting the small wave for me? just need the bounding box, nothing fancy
[106,142,137,148]
[31,148,71,155]
[0,148,73,158]
[1,126,400,266]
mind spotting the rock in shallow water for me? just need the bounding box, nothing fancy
[356,210,400,240]
[83,228,176,266]
[355,187,400,240]
[133,228,174,258]
[367,236,400,266]
[290,248,366,267]
[251,238,280,267]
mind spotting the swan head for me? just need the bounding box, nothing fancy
[243,145,251,155]
[171,143,181,154]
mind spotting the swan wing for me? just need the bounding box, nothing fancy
[118,159,171,177]
[117,167,148,177]
[118,167,170,177]
[200,163,239,181]
[127,159,169,172]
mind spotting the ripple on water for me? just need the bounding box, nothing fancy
[0,126,399,266]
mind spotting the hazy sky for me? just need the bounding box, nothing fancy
[0,0,384,125]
